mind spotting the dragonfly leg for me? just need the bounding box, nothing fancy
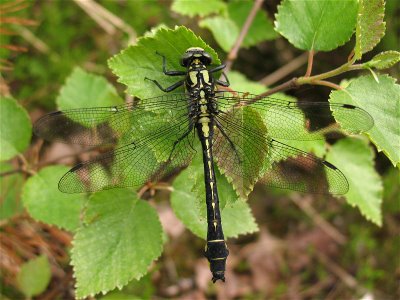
[215,71,230,87]
[215,120,242,164]
[156,51,186,76]
[208,64,226,73]
[167,124,195,161]
[145,77,184,92]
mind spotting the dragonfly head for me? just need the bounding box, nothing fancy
[181,47,212,67]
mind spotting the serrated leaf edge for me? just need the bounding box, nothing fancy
[71,199,163,299]
[354,0,386,59]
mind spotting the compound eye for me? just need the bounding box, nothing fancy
[202,52,212,65]
[181,53,192,66]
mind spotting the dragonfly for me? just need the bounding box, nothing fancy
[34,47,374,283]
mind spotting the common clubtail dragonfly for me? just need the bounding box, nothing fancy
[34,47,374,282]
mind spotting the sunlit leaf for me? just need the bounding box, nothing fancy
[72,189,162,298]
[100,273,155,300]
[171,0,226,17]
[57,67,123,110]
[354,0,386,59]
[326,138,382,226]
[199,16,239,52]
[330,75,400,167]
[22,166,84,231]
[364,51,400,70]
[274,0,358,51]
[0,97,32,161]
[17,255,51,298]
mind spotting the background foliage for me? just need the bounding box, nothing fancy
[0,0,399,299]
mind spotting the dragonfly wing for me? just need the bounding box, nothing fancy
[213,106,269,198]
[261,139,349,195]
[215,91,374,140]
[214,107,348,196]
[58,116,196,193]
[34,94,191,146]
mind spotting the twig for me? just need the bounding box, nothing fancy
[304,50,315,77]
[259,52,308,86]
[13,25,51,55]
[17,154,35,175]
[316,252,367,294]
[73,0,115,34]
[225,0,264,71]
[73,0,136,44]
[0,168,25,177]
[0,146,101,178]
[291,195,347,245]
[247,77,299,104]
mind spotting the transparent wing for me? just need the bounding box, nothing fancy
[260,140,348,195]
[214,91,374,140]
[213,106,269,198]
[34,94,193,146]
[213,106,348,196]
[58,115,196,193]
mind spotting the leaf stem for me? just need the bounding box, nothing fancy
[304,50,315,77]
[312,80,342,90]
[225,0,264,71]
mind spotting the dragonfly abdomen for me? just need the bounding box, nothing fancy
[196,118,229,283]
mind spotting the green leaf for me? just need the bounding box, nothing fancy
[0,162,24,220]
[171,152,258,239]
[108,26,220,99]
[364,51,400,70]
[325,138,383,226]
[199,16,239,52]
[171,0,226,17]
[354,0,386,59]
[228,0,277,47]
[22,166,84,231]
[17,255,51,297]
[0,97,32,161]
[57,67,123,110]
[228,71,267,94]
[100,273,155,300]
[72,189,163,299]
[329,75,400,167]
[200,1,277,53]
[274,0,358,51]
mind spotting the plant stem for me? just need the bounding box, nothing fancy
[297,60,364,85]
[225,0,264,71]
[259,52,308,86]
[253,58,365,101]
